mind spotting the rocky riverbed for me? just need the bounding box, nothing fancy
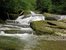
[0,12,66,50]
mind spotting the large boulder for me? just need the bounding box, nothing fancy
[44,13,66,20]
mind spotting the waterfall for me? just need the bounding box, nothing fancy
[0,31,33,37]
[0,11,45,36]
[0,31,5,35]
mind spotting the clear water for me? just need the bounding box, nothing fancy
[0,33,38,50]
[0,11,66,50]
[0,32,66,50]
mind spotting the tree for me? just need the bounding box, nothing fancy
[51,0,66,14]
[36,0,52,13]
[0,0,34,20]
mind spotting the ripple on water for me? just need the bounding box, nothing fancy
[18,33,39,50]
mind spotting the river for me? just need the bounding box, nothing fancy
[0,11,66,50]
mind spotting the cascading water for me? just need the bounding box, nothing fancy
[0,11,45,50]
[30,11,36,15]
[0,11,66,50]
[0,31,39,50]
[0,11,38,36]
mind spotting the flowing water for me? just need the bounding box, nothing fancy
[30,11,36,15]
[0,11,66,50]
[0,32,66,50]
[0,11,40,50]
[0,31,39,50]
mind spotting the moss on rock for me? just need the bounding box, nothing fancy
[47,21,66,29]
[30,21,54,35]
[30,20,66,35]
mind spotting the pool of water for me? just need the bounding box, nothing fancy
[0,33,66,50]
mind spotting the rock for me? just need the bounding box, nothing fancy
[44,13,66,20]
[30,21,54,35]
[30,20,66,35]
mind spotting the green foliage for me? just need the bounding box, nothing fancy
[51,0,63,14]
[0,0,36,21]
[0,0,30,13]
[49,0,66,14]
[36,0,66,14]
[36,0,52,13]
[23,0,36,10]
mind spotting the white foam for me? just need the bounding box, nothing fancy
[30,11,36,15]
[15,11,45,25]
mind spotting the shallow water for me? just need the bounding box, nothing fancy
[0,33,66,50]
[18,34,66,50]
[0,11,66,50]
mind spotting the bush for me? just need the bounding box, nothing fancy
[0,0,36,21]
[36,0,52,13]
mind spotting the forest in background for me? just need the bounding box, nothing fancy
[0,0,66,22]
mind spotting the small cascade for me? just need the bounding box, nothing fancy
[30,11,36,15]
[0,11,45,36]
[3,11,45,35]
[0,31,38,50]
[6,11,45,25]
[0,31,5,35]
[0,30,33,37]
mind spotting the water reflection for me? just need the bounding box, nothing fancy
[19,33,39,50]
[0,33,66,50]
